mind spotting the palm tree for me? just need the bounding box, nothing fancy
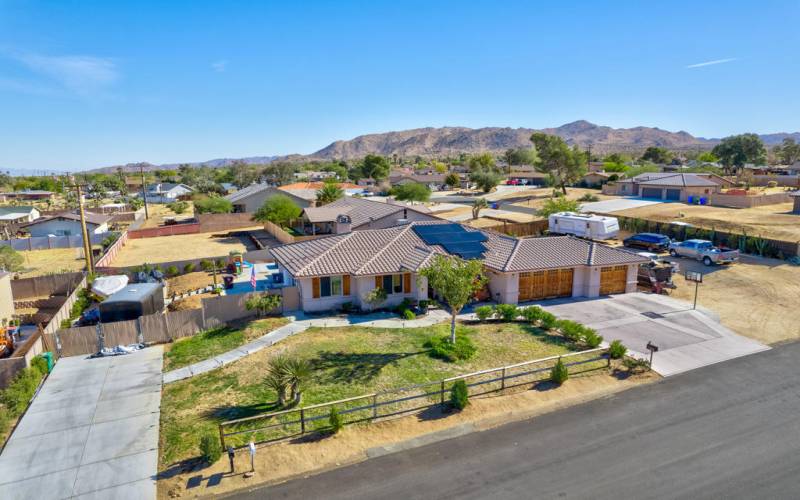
[316,183,344,205]
[265,356,290,406]
[472,198,489,219]
[284,358,312,404]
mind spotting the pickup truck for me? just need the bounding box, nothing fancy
[668,239,739,266]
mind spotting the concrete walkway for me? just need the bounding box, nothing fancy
[0,347,164,499]
[162,309,451,383]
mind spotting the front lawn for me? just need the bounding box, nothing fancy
[162,317,290,371]
[160,320,598,466]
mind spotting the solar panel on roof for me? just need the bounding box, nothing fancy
[412,223,488,259]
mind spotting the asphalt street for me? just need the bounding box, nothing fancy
[229,341,800,500]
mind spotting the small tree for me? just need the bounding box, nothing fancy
[472,198,489,219]
[538,197,580,218]
[265,356,290,406]
[530,133,587,194]
[474,305,493,322]
[550,358,569,385]
[253,194,302,228]
[391,182,431,202]
[419,255,487,344]
[316,182,344,205]
[445,173,461,189]
[193,195,233,214]
[470,170,502,193]
[608,340,627,359]
[329,407,344,433]
[245,293,282,317]
[284,358,311,404]
[450,380,469,410]
[0,245,24,272]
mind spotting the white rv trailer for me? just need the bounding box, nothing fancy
[548,212,620,240]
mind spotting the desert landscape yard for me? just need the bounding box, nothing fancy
[617,202,800,241]
[112,230,258,266]
[17,247,95,278]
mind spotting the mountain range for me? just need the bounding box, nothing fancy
[85,121,800,173]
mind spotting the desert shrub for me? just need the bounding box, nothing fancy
[402,309,416,320]
[557,319,584,342]
[199,259,213,272]
[167,201,189,214]
[418,299,431,310]
[494,304,519,322]
[0,405,10,436]
[623,357,650,374]
[450,380,469,410]
[0,359,48,416]
[767,180,778,188]
[539,311,558,330]
[608,340,627,359]
[578,193,600,202]
[29,355,48,376]
[329,407,344,434]
[521,305,544,323]
[474,305,494,322]
[199,434,222,464]
[183,262,196,273]
[165,265,179,277]
[550,358,569,385]
[425,335,477,362]
[582,328,603,348]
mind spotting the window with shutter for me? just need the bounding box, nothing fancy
[343,275,351,295]
[403,273,411,293]
[312,277,320,299]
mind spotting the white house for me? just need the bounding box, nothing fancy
[21,211,111,237]
[144,183,193,203]
[0,206,40,225]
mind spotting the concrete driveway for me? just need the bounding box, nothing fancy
[580,197,664,213]
[0,347,163,499]
[535,293,769,376]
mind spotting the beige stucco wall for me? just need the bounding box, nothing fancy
[0,273,14,324]
[297,273,427,313]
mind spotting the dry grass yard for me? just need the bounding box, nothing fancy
[17,247,95,278]
[112,231,255,266]
[138,203,195,229]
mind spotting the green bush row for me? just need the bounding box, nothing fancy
[0,355,49,437]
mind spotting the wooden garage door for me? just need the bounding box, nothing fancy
[600,265,628,295]
[519,268,573,301]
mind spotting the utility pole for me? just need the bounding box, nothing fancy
[74,184,95,274]
[139,164,149,219]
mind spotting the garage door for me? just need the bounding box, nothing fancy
[519,268,573,301]
[665,189,681,201]
[600,265,628,295]
[641,187,662,199]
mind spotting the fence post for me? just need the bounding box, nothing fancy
[607,349,611,368]
[372,394,378,420]
[136,317,144,344]
[96,323,104,353]
[300,409,305,434]
[219,424,226,451]
[501,367,506,391]
[440,381,445,404]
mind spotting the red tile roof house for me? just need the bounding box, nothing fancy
[606,173,733,201]
[270,220,648,313]
[299,196,437,235]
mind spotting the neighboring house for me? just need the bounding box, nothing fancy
[507,171,548,186]
[278,182,363,206]
[0,272,13,324]
[293,171,337,182]
[357,177,377,187]
[388,173,447,190]
[225,183,312,213]
[607,173,732,201]
[2,190,54,201]
[299,196,437,235]
[20,211,111,237]
[144,183,193,203]
[220,183,237,194]
[0,206,40,225]
[270,220,648,313]
[582,172,615,188]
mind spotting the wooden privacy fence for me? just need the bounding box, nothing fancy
[11,272,84,299]
[42,274,88,335]
[219,347,609,449]
[482,219,549,237]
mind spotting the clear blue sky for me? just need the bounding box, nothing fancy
[1,0,798,171]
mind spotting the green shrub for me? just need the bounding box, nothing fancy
[578,193,600,202]
[494,304,519,322]
[329,407,344,434]
[539,311,558,330]
[0,405,10,436]
[29,355,48,376]
[165,265,179,277]
[474,305,494,322]
[340,301,354,313]
[521,306,544,323]
[608,340,627,359]
[450,380,469,410]
[550,358,569,385]
[418,299,431,310]
[402,309,416,320]
[183,263,196,273]
[425,334,477,362]
[557,320,584,342]
[0,364,46,416]
[199,259,213,272]
[582,328,603,348]
[199,434,222,464]
[622,357,651,374]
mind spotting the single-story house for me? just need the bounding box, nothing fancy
[144,183,193,203]
[293,171,337,182]
[507,171,548,186]
[278,182,363,205]
[1,190,54,201]
[606,173,732,201]
[21,211,111,237]
[388,173,447,190]
[225,183,313,213]
[582,172,615,187]
[270,220,648,312]
[0,206,40,225]
[299,196,437,235]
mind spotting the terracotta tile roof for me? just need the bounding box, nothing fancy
[279,182,361,191]
[303,197,433,228]
[270,220,647,278]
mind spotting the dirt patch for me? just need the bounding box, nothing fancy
[17,248,96,278]
[616,202,800,241]
[157,369,656,499]
[509,187,615,210]
[138,204,195,230]
[112,231,255,266]
[166,272,216,295]
[669,255,800,344]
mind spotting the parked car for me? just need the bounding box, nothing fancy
[623,233,671,252]
[548,212,619,240]
[668,239,739,266]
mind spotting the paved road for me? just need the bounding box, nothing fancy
[232,343,800,500]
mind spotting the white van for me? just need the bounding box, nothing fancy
[548,212,620,240]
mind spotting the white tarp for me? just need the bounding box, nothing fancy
[91,275,129,298]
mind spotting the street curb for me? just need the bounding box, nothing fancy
[366,423,476,458]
